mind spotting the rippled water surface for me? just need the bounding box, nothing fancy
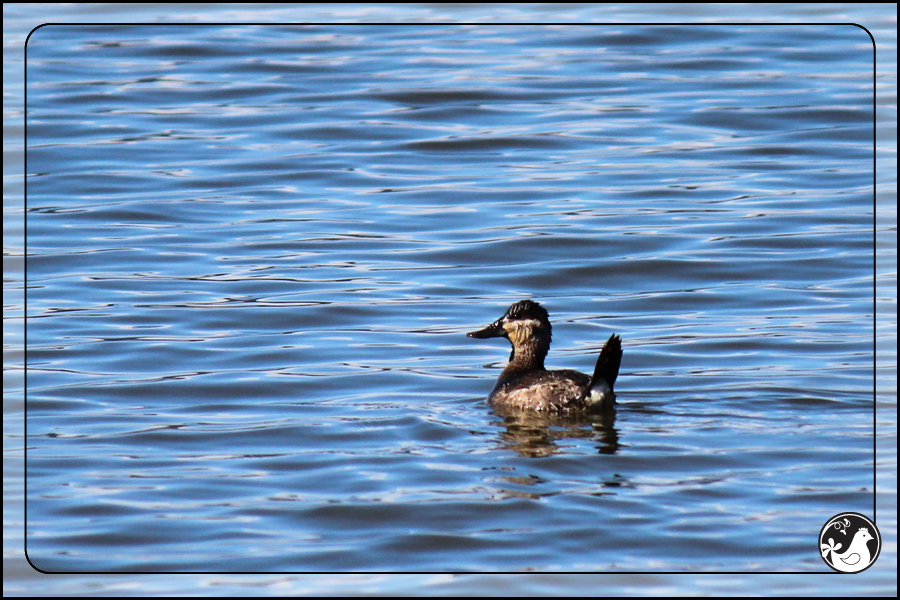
[8,14,893,585]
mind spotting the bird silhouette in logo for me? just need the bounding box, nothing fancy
[821,527,874,572]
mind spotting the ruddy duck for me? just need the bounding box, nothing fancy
[467,299,622,411]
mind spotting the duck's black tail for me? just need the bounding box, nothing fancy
[591,333,622,390]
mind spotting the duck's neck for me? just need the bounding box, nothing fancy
[504,338,548,375]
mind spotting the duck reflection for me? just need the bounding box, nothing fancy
[491,404,619,458]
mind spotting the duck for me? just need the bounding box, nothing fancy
[467,299,622,412]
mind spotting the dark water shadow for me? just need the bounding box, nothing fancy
[490,404,619,458]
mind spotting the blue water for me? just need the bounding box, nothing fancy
[5,4,896,596]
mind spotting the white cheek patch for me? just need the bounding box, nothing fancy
[503,319,541,345]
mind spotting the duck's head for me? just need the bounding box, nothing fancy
[467,299,552,350]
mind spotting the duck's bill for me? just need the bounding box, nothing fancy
[467,319,505,338]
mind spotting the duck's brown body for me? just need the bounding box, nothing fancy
[468,300,622,412]
[489,369,594,410]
